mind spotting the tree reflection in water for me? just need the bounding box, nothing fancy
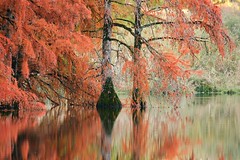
[97,107,122,160]
[0,95,239,159]
[1,107,102,160]
[0,110,45,160]
[131,107,147,160]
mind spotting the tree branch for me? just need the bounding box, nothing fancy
[113,22,135,36]
[142,21,173,28]
[45,73,95,98]
[0,14,15,27]
[147,36,183,42]
[111,0,135,7]
[144,6,169,12]
[142,20,203,29]
[110,38,134,53]
[147,36,209,43]
[113,18,134,26]
[82,27,103,33]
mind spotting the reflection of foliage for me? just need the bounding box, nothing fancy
[2,96,240,159]
[41,108,101,160]
[0,110,45,159]
[0,108,102,160]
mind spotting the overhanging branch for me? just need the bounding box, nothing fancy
[113,22,135,36]
[0,14,15,27]
[147,36,209,43]
[111,0,135,7]
[82,27,103,33]
[142,20,203,29]
[110,38,134,53]
[114,18,134,26]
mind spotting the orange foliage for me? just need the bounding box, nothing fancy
[133,0,232,96]
[0,0,233,108]
[0,0,100,109]
[133,56,149,100]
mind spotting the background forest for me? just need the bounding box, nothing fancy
[190,2,240,94]
[0,0,239,110]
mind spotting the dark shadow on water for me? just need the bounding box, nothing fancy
[0,102,19,111]
[12,131,41,160]
[96,77,122,160]
[97,107,122,160]
[0,110,18,117]
[97,107,121,135]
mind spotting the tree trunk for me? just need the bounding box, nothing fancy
[3,9,13,81]
[96,0,121,109]
[12,46,25,87]
[132,0,146,108]
[102,0,112,80]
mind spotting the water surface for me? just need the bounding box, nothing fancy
[0,95,239,159]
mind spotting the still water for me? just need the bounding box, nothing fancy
[0,95,240,160]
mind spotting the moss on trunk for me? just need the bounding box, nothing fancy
[96,77,122,109]
[96,77,122,134]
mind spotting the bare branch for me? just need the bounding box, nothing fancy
[111,0,135,7]
[110,38,134,53]
[147,36,209,43]
[0,14,15,27]
[113,22,135,36]
[142,20,203,29]
[142,21,173,28]
[114,18,134,26]
[82,27,103,33]
[144,6,169,12]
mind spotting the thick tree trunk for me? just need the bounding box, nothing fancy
[3,9,19,81]
[3,9,13,81]
[0,9,20,109]
[96,0,121,109]
[12,46,25,87]
[1,9,27,109]
[102,0,112,80]
[132,0,146,108]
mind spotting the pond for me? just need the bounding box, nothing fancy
[0,95,240,159]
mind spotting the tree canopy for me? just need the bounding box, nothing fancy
[0,0,101,109]
[0,0,233,109]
